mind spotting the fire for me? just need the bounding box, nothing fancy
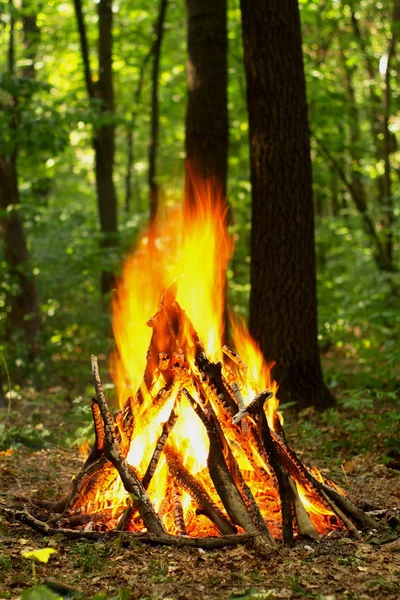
[70,174,346,539]
[111,177,231,408]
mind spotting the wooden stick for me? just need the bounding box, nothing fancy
[91,355,165,535]
[171,481,186,536]
[319,489,360,538]
[287,478,320,541]
[182,388,276,550]
[142,397,178,489]
[164,446,236,536]
[320,483,378,530]
[91,399,105,452]
[195,351,238,414]
[0,506,256,548]
[270,428,379,530]
[233,391,295,546]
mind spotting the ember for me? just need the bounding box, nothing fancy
[54,178,378,550]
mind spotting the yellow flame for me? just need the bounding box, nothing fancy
[73,172,346,539]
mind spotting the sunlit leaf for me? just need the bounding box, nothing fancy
[22,547,57,563]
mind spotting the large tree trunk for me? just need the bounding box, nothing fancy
[184,0,228,203]
[240,0,334,411]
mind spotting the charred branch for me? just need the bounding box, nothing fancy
[91,399,105,453]
[195,352,238,414]
[91,355,165,535]
[171,482,186,536]
[142,399,178,489]
[164,446,236,536]
[0,506,255,548]
[233,390,295,545]
[182,388,276,549]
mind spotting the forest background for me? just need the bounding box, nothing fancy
[0,1,400,598]
[0,0,399,466]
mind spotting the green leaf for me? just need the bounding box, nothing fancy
[20,585,62,600]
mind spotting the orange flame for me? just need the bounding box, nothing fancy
[75,173,344,538]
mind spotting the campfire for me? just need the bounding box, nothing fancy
[45,179,377,550]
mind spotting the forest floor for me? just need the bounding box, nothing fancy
[0,388,399,600]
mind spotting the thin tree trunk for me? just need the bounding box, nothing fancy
[97,0,118,293]
[316,135,386,270]
[125,127,133,214]
[339,49,389,270]
[0,0,41,355]
[148,0,168,223]
[347,3,399,271]
[184,0,228,203]
[0,159,41,351]
[240,0,334,411]
[331,173,340,217]
[21,0,40,79]
[125,42,158,214]
[73,0,118,295]
[381,0,400,270]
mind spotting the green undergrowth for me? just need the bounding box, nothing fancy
[282,389,400,468]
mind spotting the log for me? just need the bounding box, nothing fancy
[91,355,165,535]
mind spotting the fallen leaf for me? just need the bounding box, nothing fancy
[22,547,57,563]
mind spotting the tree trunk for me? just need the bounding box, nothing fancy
[73,0,118,295]
[240,0,334,411]
[148,0,168,223]
[96,0,118,294]
[381,0,400,271]
[0,0,41,356]
[0,158,41,352]
[184,0,228,203]
[21,0,40,79]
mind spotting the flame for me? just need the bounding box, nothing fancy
[73,173,344,538]
[112,178,231,407]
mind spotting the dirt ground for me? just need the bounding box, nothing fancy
[1,398,400,600]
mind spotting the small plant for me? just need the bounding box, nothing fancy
[69,541,110,574]
[0,555,12,574]
[22,548,57,585]
[146,559,171,584]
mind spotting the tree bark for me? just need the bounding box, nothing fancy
[125,40,158,214]
[148,0,168,223]
[184,0,228,203]
[240,0,334,411]
[0,0,41,356]
[21,0,40,79]
[73,0,118,295]
[381,0,400,271]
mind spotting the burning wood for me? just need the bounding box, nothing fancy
[6,184,381,550]
[37,290,378,551]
